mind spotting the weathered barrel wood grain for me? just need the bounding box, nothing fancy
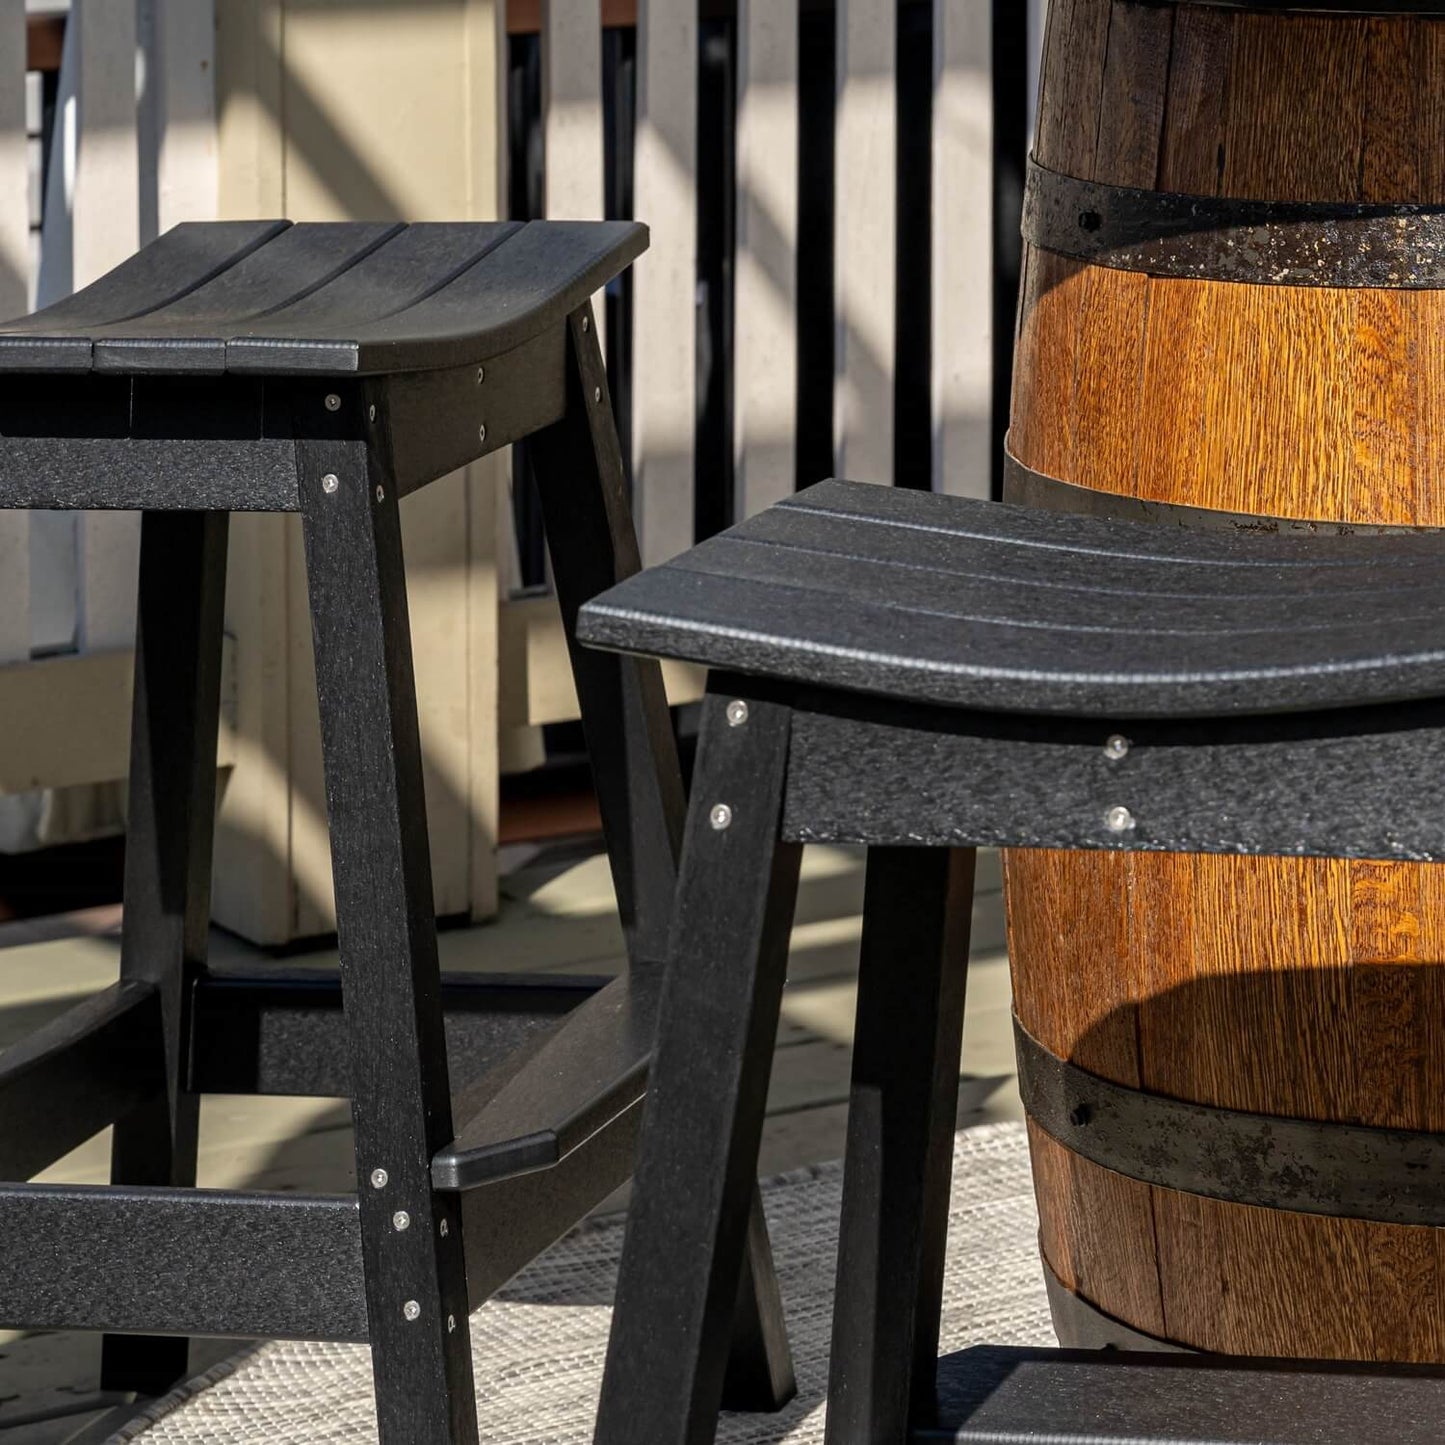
[1008,0,1445,1361]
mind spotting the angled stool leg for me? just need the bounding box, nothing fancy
[530,306,796,1410]
[594,684,802,1445]
[527,303,686,968]
[825,847,975,1444]
[299,422,477,1445]
[100,510,228,1398]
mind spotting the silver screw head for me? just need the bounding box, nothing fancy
[581,315,590,333]
[476,365,485,385]
[593,386,602,404]
[392,1210,411,1232]
[403,1300,421,1322]
[375,484,385,502]
[322,473,340,495]
[726,700,749,727]
[324,393,341,412]
[478,423,488,444]
[447,1314,457,1333]
[710,803,733,831]
[439,1219,449,1237]
[1104,805,1136,835]
[369,1167,388,1189]
[1103,734,1131,761]
[368,404,377,423]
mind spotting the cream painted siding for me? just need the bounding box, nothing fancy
[214,0,507,942]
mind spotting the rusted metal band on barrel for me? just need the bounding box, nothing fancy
[1015,1017,1445,1227]
[1002,448,1445,537]
[1023,157,1445,288]
[1041,1254,1194,1355]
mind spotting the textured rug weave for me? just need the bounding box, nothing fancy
[112,1121,1049,1444]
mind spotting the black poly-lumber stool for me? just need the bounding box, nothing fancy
[0,220,794,1445]
[581,477,1445,1445]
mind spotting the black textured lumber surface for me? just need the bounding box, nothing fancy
[780,694,1445,859]
[0,220,647,375]
[0,1184,365,1341]
[578,479,1445,719]
[433,973,657,1191]
[919,1348,1445,1443]
[0,982,163,1183]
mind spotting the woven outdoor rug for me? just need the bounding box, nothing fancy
[112,1120,1049,1444]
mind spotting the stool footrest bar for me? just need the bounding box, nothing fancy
[189,967,608,1098]
[461,1091,643,1309]
[434,973,657,1191]
[0,980,163,1182]
[0,1184,365,1341]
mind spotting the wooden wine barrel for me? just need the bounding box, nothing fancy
[1005,0,1445,1361]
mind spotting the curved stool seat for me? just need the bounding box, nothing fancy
[582,481,1445,1445]
[0,218,645,375]
[579,477,1445,719]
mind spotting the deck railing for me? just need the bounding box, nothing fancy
[506,0,1040,582]
[0,0,1043,925]
[0,0,220,844]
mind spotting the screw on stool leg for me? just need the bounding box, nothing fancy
[528,304,797,1413]
[596,686,802,1444]
[299,443,476,1444]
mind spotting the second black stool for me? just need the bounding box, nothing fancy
[583,478,1445,1445]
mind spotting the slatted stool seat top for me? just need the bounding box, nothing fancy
[577,478,1445,720]
[0,218,646,375]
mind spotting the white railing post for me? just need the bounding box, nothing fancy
[834,0,896,487]
[632,0,696,564]
[542,6,604,212]
[0,0,28,665]
[932,0,992,498]
[734,0,798,519]
[138,0,217,240]
[71,0,142,653]
[543,0,605,353]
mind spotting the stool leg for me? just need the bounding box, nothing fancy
[530,305,796,1410]
[594,685,802,1445]
[100,511,228,1399]
[299,436,477,1445]
[824,847,976,1444]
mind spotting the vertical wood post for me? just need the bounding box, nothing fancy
[0,0,28,665]
[138,0,218,242]
[633,0,697,564]
[833,0,896,487]
[735,0,799,519]
[933,0,992,499]
[213,0,507,942]
[73,0,142,653]
[543,0,606,352]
